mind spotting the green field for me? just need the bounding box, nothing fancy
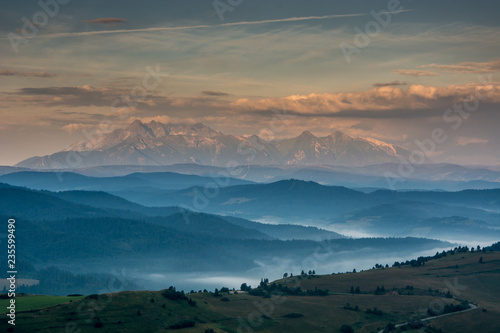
[1,251,499,332]
[0,295,85,313]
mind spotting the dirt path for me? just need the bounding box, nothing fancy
[378,303,477,333]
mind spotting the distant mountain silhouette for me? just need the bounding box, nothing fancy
[16,120,410,168]
[0,183,344,242]
[0,170,252,192]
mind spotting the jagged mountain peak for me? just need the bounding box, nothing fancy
[359,137,399,156]
[128,120,221,137]
[124,119,156,137]
[330,130,352,141]
[18,120,409,168]
[298,130,316,139]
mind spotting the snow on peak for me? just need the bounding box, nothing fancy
[360,137,398,155]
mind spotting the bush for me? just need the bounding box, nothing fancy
[385,322,396,331]
[162,286,188,301]
[343,303,360,311]
[168,319,195,329]
[305,288,329,296]
[340,324,354,333]
[284,313,304,318]
[220,297,230,302]
[366,307,383,316]
[408,320,424,329]
[248,288,268,297]
[427,302,469,316]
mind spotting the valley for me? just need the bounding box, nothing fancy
[1,251,498,333]
[1,1,499,331]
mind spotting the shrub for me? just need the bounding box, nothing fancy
[168,319,195,329]
[340,324,354,333]
[284,313,304,318]
[162,286,188,301]
[408,320,424,329]
[366,307,383,316]
[385,322,396,331]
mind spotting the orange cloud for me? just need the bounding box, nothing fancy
[456,137,489,146]
[373,81,407,87]
[393,69,438,77]
[231,82,500,115]
[83,18,127,25]
[0,69,56,78]
[62,123,95,133]
[422,58,500,74]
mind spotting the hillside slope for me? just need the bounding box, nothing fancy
[3,251,498,333]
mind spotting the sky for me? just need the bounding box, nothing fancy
[0,0,499,166]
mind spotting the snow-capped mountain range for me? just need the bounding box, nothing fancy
[17,120,409,168]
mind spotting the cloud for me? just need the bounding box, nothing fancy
[62,123,95,133]
[393,69,438,77]
[10,83,234,121]
[128,115,205,125]
[421,58,500,74]
[350,122,374,131]
[15,85,161,108]
[394,59,500,77]
[456,137,489,146]
[202,90,230,97]
[83,18,127,25]
[19,86,95,95]
[12,81,500,127]
[37,13,374,39]
[0,69,57,78]
[230,82,500,118]
[373,80,407,87]
[17,86,110,106]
